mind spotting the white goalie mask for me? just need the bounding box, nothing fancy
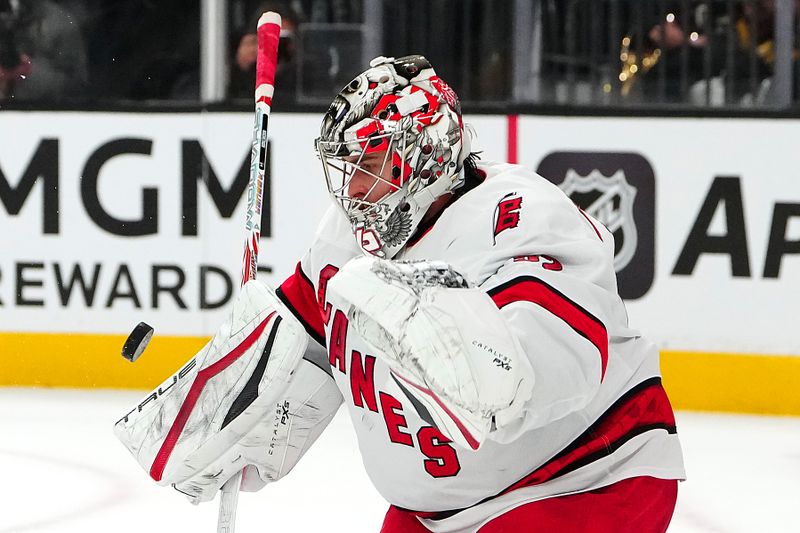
[315,55,471,258]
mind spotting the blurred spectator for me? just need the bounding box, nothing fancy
[621,1,799,106]
[0,1,29,101]
[0,0,88,103]
[229,2,300,102]
[619,3,728,103]
[731,0,800,105]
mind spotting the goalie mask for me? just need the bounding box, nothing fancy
[315,55,471,258]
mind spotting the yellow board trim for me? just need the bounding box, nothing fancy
[0,332,209,390]
[660,350,800,416]
[2,333,799,415]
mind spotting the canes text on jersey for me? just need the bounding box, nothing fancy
[319,265,461,478]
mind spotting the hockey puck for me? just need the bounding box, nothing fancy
[122,322,154,362]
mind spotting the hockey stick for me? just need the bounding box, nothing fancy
[217,11,282,533]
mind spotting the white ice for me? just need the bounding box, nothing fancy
[1,388,798,533]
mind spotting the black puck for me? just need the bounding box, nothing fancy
[122,322,154,362]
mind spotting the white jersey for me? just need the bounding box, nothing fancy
[277,161,684,532]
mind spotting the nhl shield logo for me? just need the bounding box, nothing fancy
[537,151,655,300]
[560,169,638,270]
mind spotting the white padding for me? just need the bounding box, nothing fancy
[255,84,274,99]
[328,257,535,450]
[114,280,310,498]
[258,11,282,28]
[396,90,430,116]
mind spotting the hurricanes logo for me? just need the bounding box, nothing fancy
[493,193,522,243]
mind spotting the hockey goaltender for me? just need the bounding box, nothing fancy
[114,55,685,532]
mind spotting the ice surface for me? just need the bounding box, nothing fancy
[1,388,798,532]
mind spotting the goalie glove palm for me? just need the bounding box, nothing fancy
[113,280,315,502]
[328,257,534,450]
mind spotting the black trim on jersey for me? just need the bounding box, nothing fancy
[487,275,609,380]
[568,377,672,446]
[413,377,676,522]
[220,316,282,430]
[486,275,606,331]
[534,379,676,481]
[276,286,327,348]
[550,422,677,481]
[390,373,437,428]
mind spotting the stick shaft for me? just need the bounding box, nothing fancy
[241,12,282,287]
[220,12,281,533]
[217,470,243,533]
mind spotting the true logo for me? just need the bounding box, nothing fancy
[116,358,197,424]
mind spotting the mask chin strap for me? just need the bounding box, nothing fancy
[413,170,458,208]
[401,169,460,227]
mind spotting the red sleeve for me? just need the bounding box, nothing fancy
[276,262,326,347]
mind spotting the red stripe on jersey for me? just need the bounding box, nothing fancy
[415,378,676,522]
[150,312,276,481]
[501,378,675,494]
[488,276,608,380]
[277,263,325,346]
